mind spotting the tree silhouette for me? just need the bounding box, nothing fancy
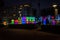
[41,7,55,16]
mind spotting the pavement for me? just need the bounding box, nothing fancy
[0,28,60,40]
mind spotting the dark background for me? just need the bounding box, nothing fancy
[3,0,60,9]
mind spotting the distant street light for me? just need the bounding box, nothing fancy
[18,11,21,13]
[52,4,58,16]
[52,4,59,24]
[20,14,21,17]
[18,11,22,17]
[24,4,30,7]
[52,4,57,8]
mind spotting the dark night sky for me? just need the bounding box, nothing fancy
[3,0,60,9]
[2,0,60,16]
[40,0,60,9]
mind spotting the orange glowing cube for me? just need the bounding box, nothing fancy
[3,21,7,25]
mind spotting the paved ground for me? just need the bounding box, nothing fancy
[0,28,60,40]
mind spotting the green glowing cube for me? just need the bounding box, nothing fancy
[11,19,14,24]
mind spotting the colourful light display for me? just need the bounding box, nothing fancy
[2,16,59,25]
[14,19,18,24]
[22,17,26,24]
[55,15,60,20]
[22,17,26,21]
[42,16,47,25]
[3,21,7,25]
[39,17,42,22]
[52,19,56,25]
[26,21,29,24]
[26,17,29,21]
[51,16,54,19]
[47,15,51,23]
[26,17,30,24]
[30,17,35,24]
[43,19,46,25]
[18,17,22,24]
[11,19,14,24]
[26,17,35,24]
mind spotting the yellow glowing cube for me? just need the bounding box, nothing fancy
[18,21,22,24]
